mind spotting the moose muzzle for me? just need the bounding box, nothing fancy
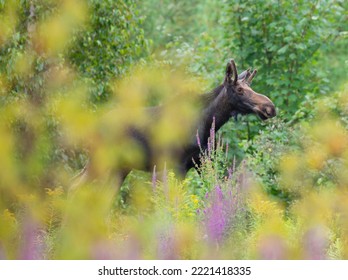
[252,94,277,120]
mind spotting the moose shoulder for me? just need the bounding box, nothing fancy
[73,60,276,186]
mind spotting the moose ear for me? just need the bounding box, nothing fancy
[246,69,257,85]
[224,59,238,85]
[238,69,250,80]
[225,62,233,81]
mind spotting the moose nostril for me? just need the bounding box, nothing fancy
[266,107,272,115]
[265,105,276,117]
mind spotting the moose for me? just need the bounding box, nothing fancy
[178,59,276,175]
[72,59,276,187]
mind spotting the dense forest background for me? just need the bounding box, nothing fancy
[0,0,348,259]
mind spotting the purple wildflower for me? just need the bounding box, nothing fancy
[202,186,237,244]
[124,235,142,259]
[210,117,215,143]
[208,117,216,158]
[303,226,328,259]
[92,241,117,259]
[196,129,202,151]
[227,168,233,181]
[258,235,286,259]
[20,217,44,259]
[157,227,178,260]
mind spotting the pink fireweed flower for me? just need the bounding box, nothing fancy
[20,217,44,259]
[207,141,211,158]
[210,117,215,148]
[258,235,286,260]
[202,185,238,244]
[92,241,118,259]
[303,226,329,260]
[196,129,202,151]
[157,226,179,260]
[207,117,216,158]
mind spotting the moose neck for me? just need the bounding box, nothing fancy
[198,87,234,146]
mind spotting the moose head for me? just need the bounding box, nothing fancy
[224,59,276,120]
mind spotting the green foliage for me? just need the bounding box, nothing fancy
[0,0,148,104]
[243,83,348,205]
[69,0,149,102]
[217,0,347,161]
[241,117,300,204]
[138,0,222,51]
[222,0,346,116]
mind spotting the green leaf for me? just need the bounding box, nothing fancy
[277,45,289,54]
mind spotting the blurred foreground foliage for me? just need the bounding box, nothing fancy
[0,0,348,259]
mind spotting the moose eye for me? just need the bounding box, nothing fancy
[237,87,243,95]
